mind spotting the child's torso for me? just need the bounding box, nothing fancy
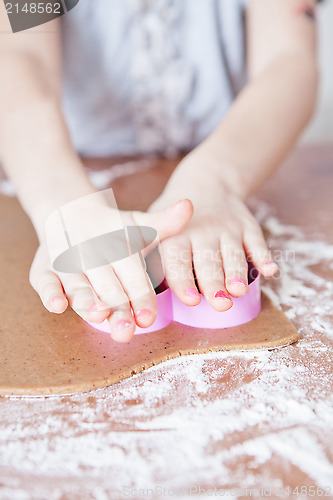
[60,0,247,157]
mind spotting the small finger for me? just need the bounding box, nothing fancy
[60,272,110,324]
[30,269,68,314]
[243,227,279,277]
[112,253,158,329]
[160,238,201,306]
[192,240,233,312]
[85,265,136,339]
[107,309,136,343]
[220,236,249,298]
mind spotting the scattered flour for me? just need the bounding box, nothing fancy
[0,173,333,500]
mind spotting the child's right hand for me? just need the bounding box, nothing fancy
[29,198,193,343]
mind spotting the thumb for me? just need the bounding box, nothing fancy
[133,199,194,242]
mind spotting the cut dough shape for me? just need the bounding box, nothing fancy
[0,195,299,396]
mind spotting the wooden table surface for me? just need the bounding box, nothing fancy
[0,146,332,499]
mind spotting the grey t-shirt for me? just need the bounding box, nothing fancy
[60,0,247,157]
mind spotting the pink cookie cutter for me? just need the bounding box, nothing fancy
[88,267,261,334]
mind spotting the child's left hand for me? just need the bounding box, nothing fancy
[147,151,278,311]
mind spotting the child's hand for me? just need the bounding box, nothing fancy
[29,198,193,343]
[148,177,278,311]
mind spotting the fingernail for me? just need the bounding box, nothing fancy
[49,296,66,313]
[214,290,231,300]
[115,320,132,331]
[265,261,278,268]
[229,278,246,286]
[51,295,64,304]
[136,308,152,319]
[89,301,108,311]
[186,288,200,298]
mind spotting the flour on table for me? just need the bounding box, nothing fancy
[0,173,332,500]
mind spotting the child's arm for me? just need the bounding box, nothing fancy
[207,0,319,198]
[148,0,318,309]
[0,8,192,343]
[0,12,95,233]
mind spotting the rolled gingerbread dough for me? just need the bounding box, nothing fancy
[0,195,299,396]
